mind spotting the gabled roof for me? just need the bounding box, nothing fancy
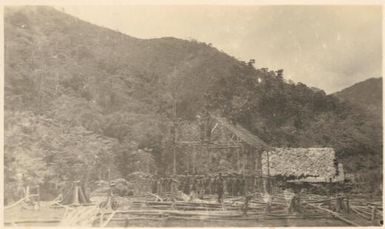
[262,147,339,181]
[210,114,269,149]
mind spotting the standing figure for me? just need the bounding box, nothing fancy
[151,178,157,194]
[284,187,295,214]
[204,175,210,195]
[262,191,272,214]
[156,178,161,195]
[190,176,197,199]
[183,176,191,195]
[209,176,216,195]
[227,176,233,196]
[235,177,241,196]
[170,176,179,197]
[216,173,224,203]
[240,177,246,196]
[231,176,237,196]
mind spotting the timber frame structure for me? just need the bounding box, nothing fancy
[174,111,271,179]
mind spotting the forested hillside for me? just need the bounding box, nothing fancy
[4,6,382,199]
[334,77,382,120]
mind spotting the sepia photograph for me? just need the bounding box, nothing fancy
[3,2,383,227]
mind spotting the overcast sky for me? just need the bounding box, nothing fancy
[59,5,382,93]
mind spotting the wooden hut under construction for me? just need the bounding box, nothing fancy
[176,112,269,176]
[175,112,344,193]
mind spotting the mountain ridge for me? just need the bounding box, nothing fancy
[4,6,383,196]
[334,77,382,117]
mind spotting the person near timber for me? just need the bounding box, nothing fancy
[170,176,179,197]
[158,178,163,195]
[204,175,210,195]
[156,178,161,195]
[227,175,233,196]
[240,177,246,196]
[162,178,167,194]
[295,188,304,213]
[178,175,185,191]
[190,176,197,199]
[234,177,241,196]
[164,178,169,193]
[209,176,216,195]
[151,178,157,194]
[216,173,225,203]
[195,177,201,199]
[283,187,296,214]
[230,176,235,196]
[335,192,345,213]
[183,175,191,195]
[163,178,167,193]
[251,175,256,193]
[262,191,272,214]
[242,195,253,216]
[199,177,205,199]
[166,178,172,193]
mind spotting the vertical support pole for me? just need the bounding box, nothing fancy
[192,145,196,174]
[250,147,256,193]
[172,81,178,175]
[240,144,245,175]
[266,151,271,194]
[173,147,176,175]
[328,179,332,210]
[236,147,240,172]
[173,135,176,175]
[172,118,177,175]
[204,110,211,174]
[256,151,263,193]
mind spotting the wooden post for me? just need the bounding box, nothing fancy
[328,179,332,210]
[256,151,263,192]
[172,121,177,175]
[266,151,271,194]
[236,147,240,172]
[250,147,256,193]
[192,146,196,174]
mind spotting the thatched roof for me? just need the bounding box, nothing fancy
[210,114,269,149]
[262,147,339,181]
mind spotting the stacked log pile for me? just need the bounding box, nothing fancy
[5,192,382,226]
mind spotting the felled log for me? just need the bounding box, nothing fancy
[4,219,60,225]
[351,207,371,220]
[4,197,27,210]
[146,192,163,202]
[304,202,360,226]
[101,211,117,227]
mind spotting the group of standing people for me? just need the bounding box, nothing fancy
[150,173,259,203]
[150,177,178,195]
